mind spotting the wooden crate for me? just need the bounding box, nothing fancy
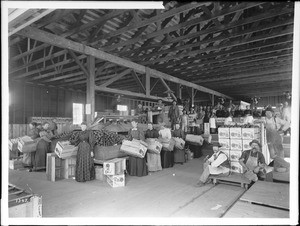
[46,153,76,182]
[9,184,42,217]
[9,158,23,170]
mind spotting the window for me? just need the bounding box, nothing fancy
[117,104,127,111]
[73,103,83,125]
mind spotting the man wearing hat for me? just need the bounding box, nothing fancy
[264,106,290,172]
[168,100,180,130]
[195,142,230,187]
[239,140,267,181]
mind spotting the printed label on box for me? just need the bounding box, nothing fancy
[218,139,230,149]
[242,139,253,150]
[229,150,242,162]
[103,158,126,175]
[242,128,260,140]
[106,174,125,187]
[229,127,242,139]
[218,127,230,139]
[230,139,243,150]
[230,161,244,174]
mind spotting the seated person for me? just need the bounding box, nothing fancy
[239,139,268,182]
[195,142,230,187]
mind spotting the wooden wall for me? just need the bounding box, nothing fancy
[8,81,158,125]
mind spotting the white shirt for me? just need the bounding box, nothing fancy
[244,115,254,124]
[159,127,172,139]
[208,151,228,167]
[224,116,232,125]
[209,117,216,128]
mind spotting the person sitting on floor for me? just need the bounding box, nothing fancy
[195,142,230,187]
[239,139,268,182]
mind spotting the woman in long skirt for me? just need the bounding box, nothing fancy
[127,120,148,177]
[31,122,53,171]
[172,122,186,164]
[145,122,162,172]
[159,123,174,168]
[70,122,95,182]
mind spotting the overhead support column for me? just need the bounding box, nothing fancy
[191,88,195,107]
[211,94,215,107]
[146,68,150,97]
[86,55,95,126]
[177,84,182,100]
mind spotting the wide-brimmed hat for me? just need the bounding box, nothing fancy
[249,139,261,149]
[212,142,222,147]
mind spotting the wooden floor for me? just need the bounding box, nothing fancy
[8,157,289,219]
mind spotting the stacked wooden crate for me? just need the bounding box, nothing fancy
[103,158,126,188]
[9,184,42,217]
[46,153,76,182]
[218,125,261,174]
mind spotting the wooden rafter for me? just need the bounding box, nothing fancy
[101,2,263,52]
[131,71,146,93]
[17,26,231,99]
[67,49,89,77]
[98,69,131,88]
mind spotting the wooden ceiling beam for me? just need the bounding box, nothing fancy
[142,27,293,65]
[173,52,293,76]
[98,69,132,88]
[95,86,172,102]
[91,3,208,46]
[131,71,146,93]
[17,26,231,99]
[133,19,293,63]
[101,2,263,52]
[154,42,293,72]
[9,9,55,36]
[194,66,292,84]
[67,49,89,77]
[182,58,292,79]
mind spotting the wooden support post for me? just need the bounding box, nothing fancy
[212,94,215,107]
[191,88,194,107]
[86,56,95,126]
[177,84,182,100]
[146,68,150,97]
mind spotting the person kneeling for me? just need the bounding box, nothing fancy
[196,142,230,187]
[239,139,269,182]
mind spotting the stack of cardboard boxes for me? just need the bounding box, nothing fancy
[218,126,261,174]
[103,158,126,188]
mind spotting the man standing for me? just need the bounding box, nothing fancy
[195,142,230,187]
[168,100,180,130]
[239,140,267,182]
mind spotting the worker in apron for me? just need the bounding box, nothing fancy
[239,140,268,181]
[264,106,290,172]
[195,142,230,187]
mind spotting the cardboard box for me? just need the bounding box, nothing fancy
[242,139,254,151]
[229,150,242,162]
[218,139,230,150]
[230,139,243,151]
[218,127,230,139]
[242,128,260,140]
[106,174,125,188]
[186,134,204,146]
[229,127,242,139]
[230,161,244,174]
[95,166,104,181]
[103,158,126,175]
[9,159,23,170]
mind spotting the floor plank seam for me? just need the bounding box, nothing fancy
[168,185,215,217]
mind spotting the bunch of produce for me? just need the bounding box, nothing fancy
[53,131,74,140]
[92,129,127,146]
[221,123,260,128]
